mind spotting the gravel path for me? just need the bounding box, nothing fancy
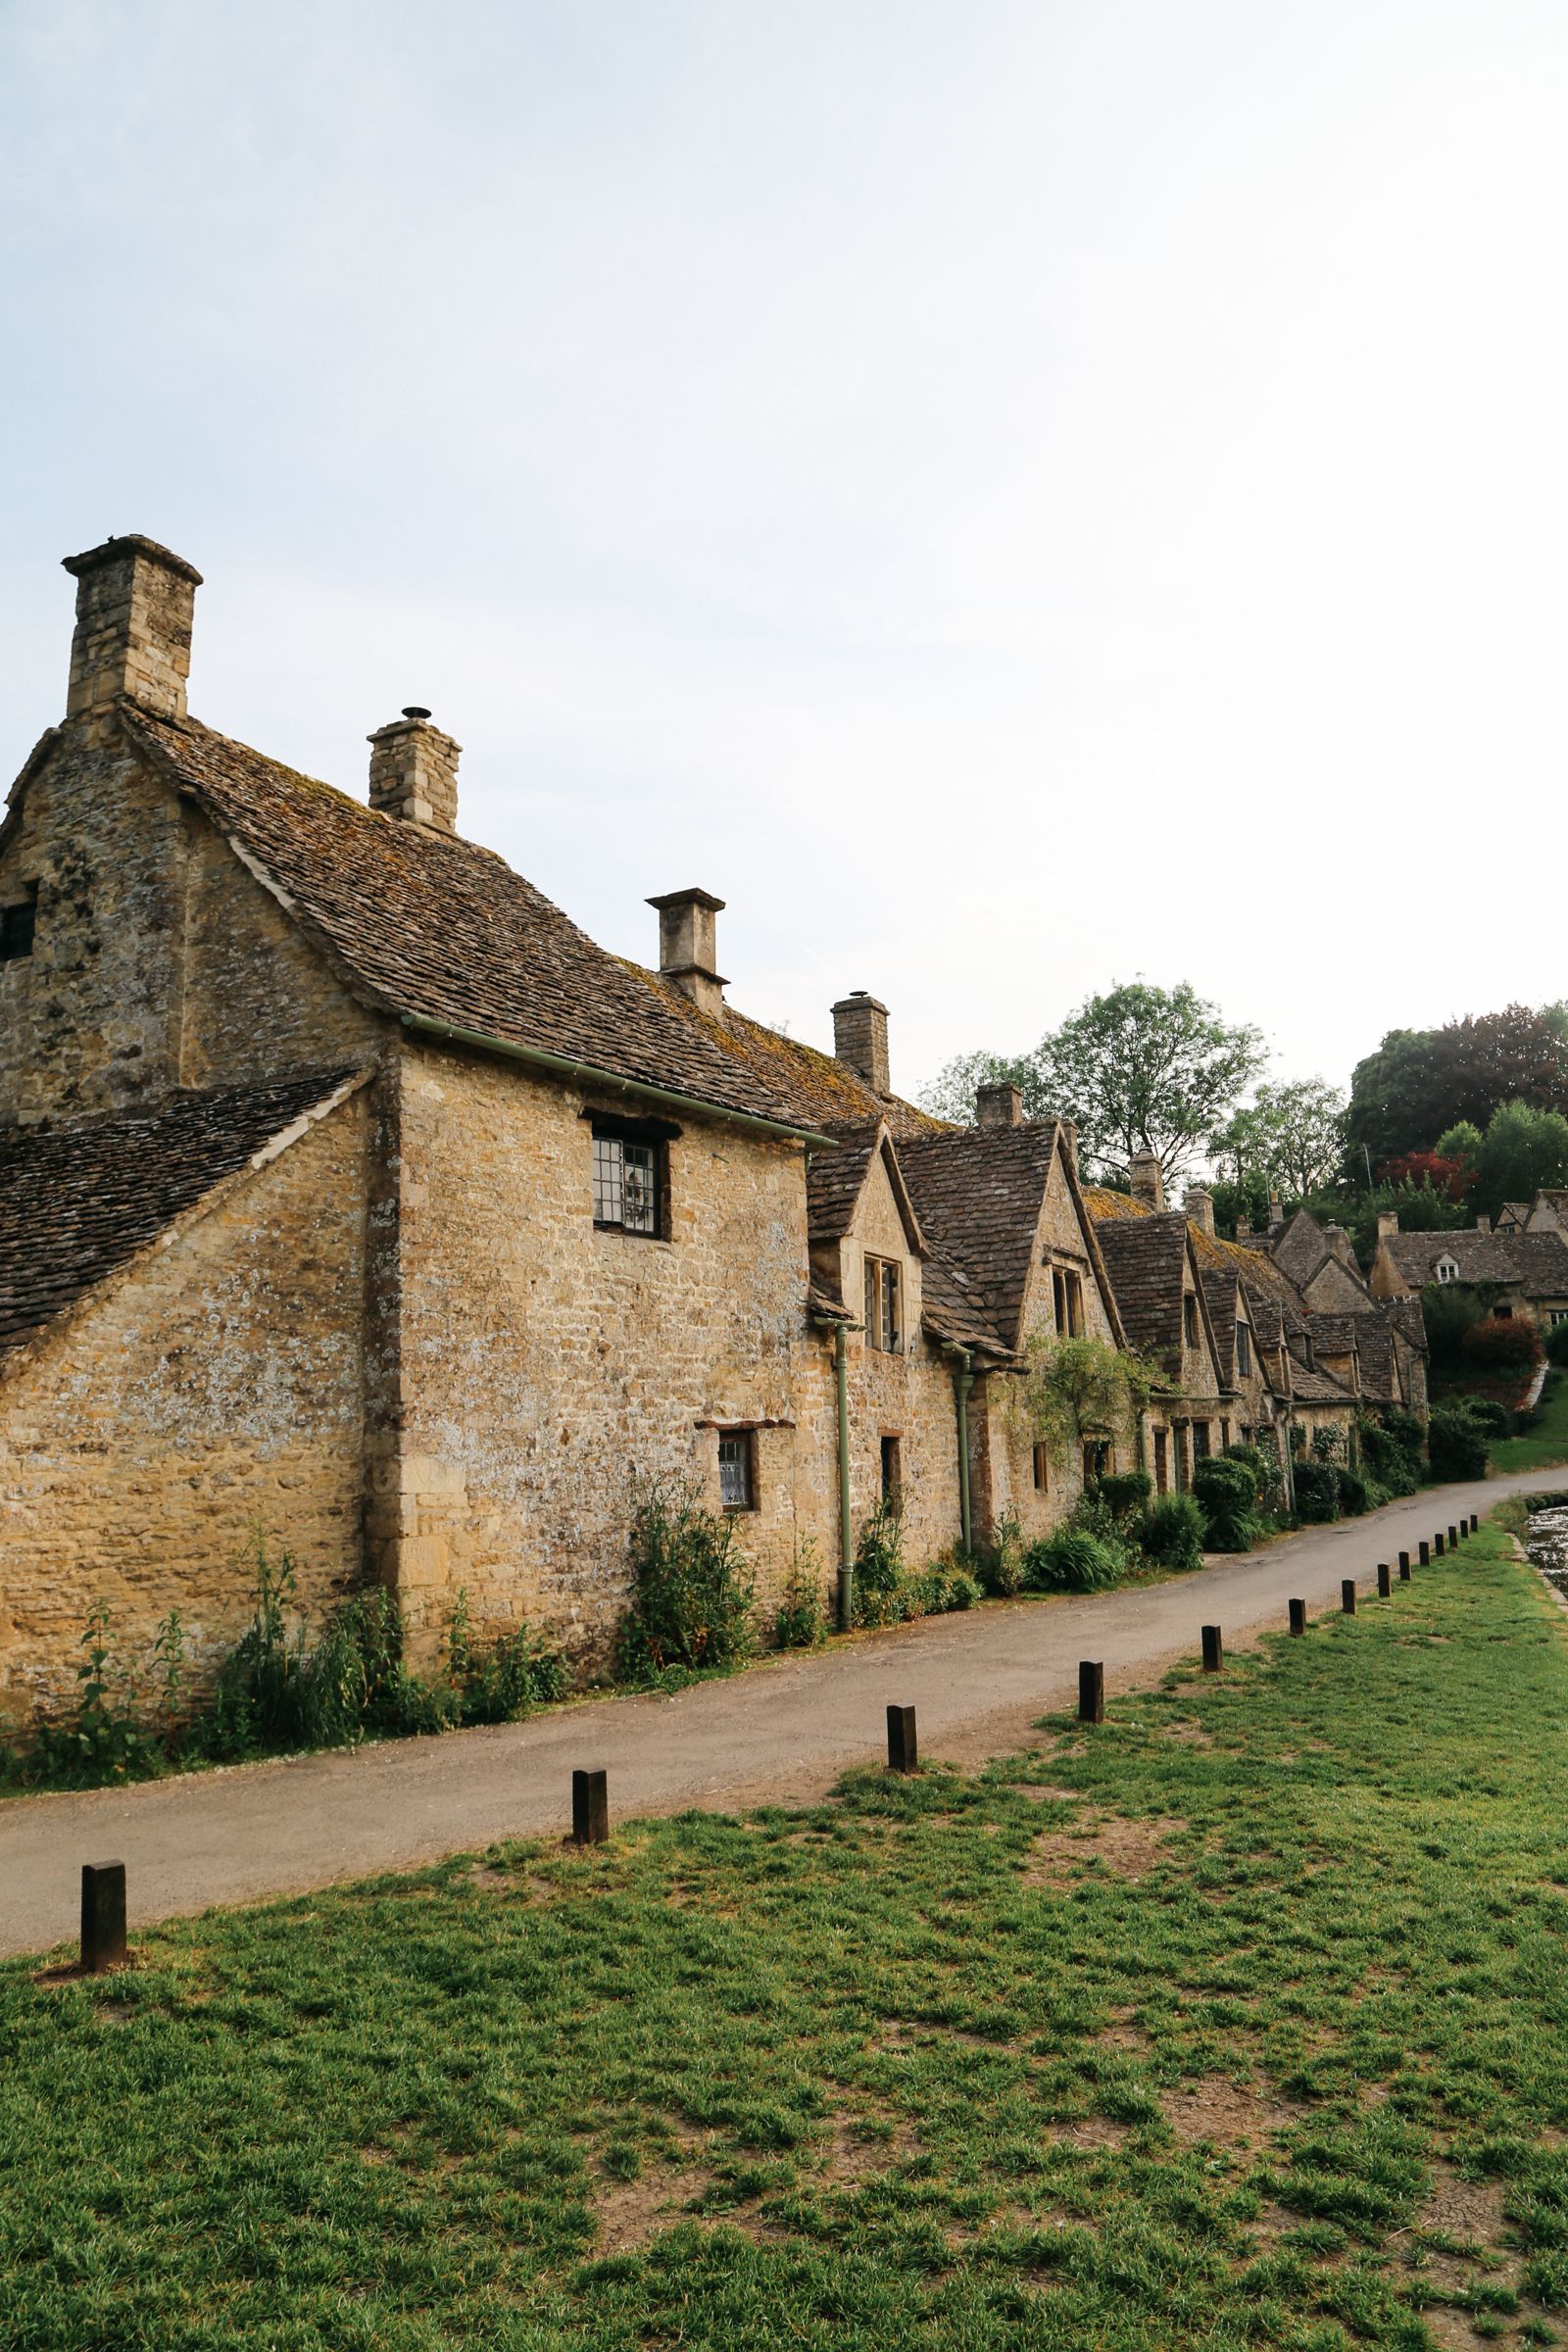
[4,1469,1562,1961]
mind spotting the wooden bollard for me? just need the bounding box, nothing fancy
[886,1703,917,1773]
[1200,1624,1223,1673]
[1398,1550,1411,1581]
[1341,1579,1356,1615]
[1470,1512,1479,1535]
[1448,1523,1459,1548]
[1434,1532,1446,1557]
[1078,1660,1104,1724]
[1289,1598,1306,1636]
[1419,1540,1430,1567]
[1377,1562,1392,1598]
[80,1861,126,1975]
[571,1768,609,1845]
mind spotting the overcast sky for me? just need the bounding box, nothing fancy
[2,1,1564,1108]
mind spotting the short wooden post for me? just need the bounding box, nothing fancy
[1200,1624,1223,1673]
[886,1703,917,1773]
[80,1861,126,1975]
[1419,1540,1430,1567]
[1398,1549,1411,1581]
[1289,1598,1306,1636]
[571,1768,609,1845]
[1434,1531,1445,1557]
[1377,1562,1392,1598]
[1470,1512,1479,1535]
[1078,1660,1104,1724]
[1447,1523,1459,1548]
[1341,1579,1356,1615]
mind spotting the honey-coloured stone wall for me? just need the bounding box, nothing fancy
[0,1091,370,1727]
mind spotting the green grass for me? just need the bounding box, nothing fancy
[5,1522,1568,2350]
[1494,1375,1568,1473]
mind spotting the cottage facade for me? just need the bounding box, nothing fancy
[1,537,1141,1726]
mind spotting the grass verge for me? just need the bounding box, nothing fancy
[1494,1375,1568,1474]
[4,1520,1568,2349]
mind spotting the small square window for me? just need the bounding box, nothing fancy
[591,1124,663,1235]
[718,1430,755,1510]
[0,883,38,962]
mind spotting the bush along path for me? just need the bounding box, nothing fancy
[6,1514,1568,2349]
[0,1468,1562,1963]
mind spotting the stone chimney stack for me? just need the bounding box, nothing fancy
[976,1082,1023,1128]
[1130,1150,1165,1211]
[832,992,890,1095]
[368,709,462,835]
[62,535,202,724]
[1185,1185,1215,1237]
[1268,1189,1284,1231]
[1058,1118,1079,1176]
[648,888,727,1016]
[1376,1209,1398,1243]
[1476,1212,1492,1236]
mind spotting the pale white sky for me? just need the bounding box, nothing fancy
[2,1,1564,1104]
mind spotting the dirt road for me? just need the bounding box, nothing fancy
[3,1469,1559,1960]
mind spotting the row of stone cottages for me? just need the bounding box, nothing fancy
[0,536,1427,1728]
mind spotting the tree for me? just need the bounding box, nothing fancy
[1435,1121,1484,1168]
[917,1049,1044,1127]
[1347,1006,1568,1168]
[1034,982,1265,1187]
[1472,1100,1568,1220]
[1208,1078,1346,1199]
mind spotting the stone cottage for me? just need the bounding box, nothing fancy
[0,535,1141,1727]
[1369,1214,1568,1333]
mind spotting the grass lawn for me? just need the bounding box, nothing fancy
[6,1523,1568,2351]
[1493,1373,1568,1474]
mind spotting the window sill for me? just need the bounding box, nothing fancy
[592,1222,671,1245]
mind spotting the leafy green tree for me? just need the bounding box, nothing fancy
[1034,982,1265,1186]
[1435,1121,1484,1168]
[1348,1006,1568,1169]
[1473,1100,1568,1220]
[1208,1078,1347,1199]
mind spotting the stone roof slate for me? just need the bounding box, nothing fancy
[122,706,942,1143]
[1382,1227,1568,1298]
[895,1122,1064,1350]
[0,1069,358,1361]
[1087,1210,1193,1376]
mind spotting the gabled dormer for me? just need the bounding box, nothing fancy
[806,1121,926,1355]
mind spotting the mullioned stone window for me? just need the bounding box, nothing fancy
[587,1112,676,1238]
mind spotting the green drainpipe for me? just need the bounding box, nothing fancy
[834,1321,854,1630]
[950,1347,974,1557]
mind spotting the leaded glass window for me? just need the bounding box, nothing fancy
[592,1132,660,1234]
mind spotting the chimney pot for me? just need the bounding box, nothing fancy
[1184,1185,1215,1237]
[975,1082,1023,1128]
[831,992,890,1095]
[61,534,202,724]
[648,887,726,1016]
[1129,1150,1165,1211]
[368,712,462,835]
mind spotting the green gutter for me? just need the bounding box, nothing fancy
[834,1322,854,1630]
[401,1011,840,1150]
[948,1345,975,1556]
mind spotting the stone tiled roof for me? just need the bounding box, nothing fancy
[1497,1200,1532,1232]
[1288,1359,1355,1403]
[805,1126,879,1249]
[0,1070,359,1361]
[1087,1210,1195,1378]
[896,1122,1066,1350]
[1352,1317,1397,1402]
[1306,1313,1359,1355]
[918,1252,1013,1358]
[1381,1227,1568,1298]
[123,706,943,1143]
